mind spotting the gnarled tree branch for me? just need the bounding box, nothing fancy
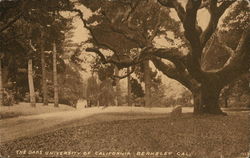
[158,0,185,22]
[216,32,234,55]
[142,47,186,71]
[86,48,145,69]
[158,0,204,81]
[148,10,162,43]
[200,0,235,48]
[99,9,146,48]
[111,66,135,79]
[85,48,108,64]
[216,24,250,85]
[184,0,202,49]
[71,8,121,57]
[0,0,28,33]
[151,57,197,91]
[0,11,23,33]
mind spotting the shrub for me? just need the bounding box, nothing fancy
[2,89,14,106]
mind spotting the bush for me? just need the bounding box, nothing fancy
[98,78,115,106]
[2,89,14,106]
[59,87,79,107]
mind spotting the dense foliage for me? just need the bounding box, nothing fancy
[0,0,84,106]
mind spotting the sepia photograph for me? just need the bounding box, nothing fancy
[0,0,249,158]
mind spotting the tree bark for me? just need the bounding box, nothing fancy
[192,83,225,115]
[40,38,48,105]
[28,59,36,107]
[127,67,131,106]
[53,42,59,107]
[0,59,3,106]
[144,60,151,107]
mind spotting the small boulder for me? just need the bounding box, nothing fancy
[170,105,182,117]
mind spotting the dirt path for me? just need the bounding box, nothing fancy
[0,106,193,144]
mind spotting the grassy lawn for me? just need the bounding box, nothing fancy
[0,102,75,119]
[0,112,249,158]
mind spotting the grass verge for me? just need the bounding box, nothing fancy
[0,102,75,119]
[0,112,249,158]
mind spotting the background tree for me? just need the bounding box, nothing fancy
[114,66,122,106]
[28,58,35,107]
[130,77,144,106]
[40,32,48,105]
[127,67,132,106]
[0,54,4,105]
[96,64,116,107]
[53,42,59,107]
[58,64,84,107]
[0,0,86,106]
[143,60,152,107]
[86,75,99,107]
[28,39,39,107]
[132,61,165,107]
[99,78,115,107]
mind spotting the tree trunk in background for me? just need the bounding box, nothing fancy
[224,97,228,108]
[28,59,36,107]
[53,42,59,107]
[40,37,48,105]
[144,60,151,107]
[115,66,122,106]
[0,59,3,106]
[127,67,131,106]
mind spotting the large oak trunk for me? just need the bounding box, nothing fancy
[192,83,225,115]
[28,59,36,107]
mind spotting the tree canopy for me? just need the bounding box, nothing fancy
[0,0,84,105]
[76,0,250,115]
